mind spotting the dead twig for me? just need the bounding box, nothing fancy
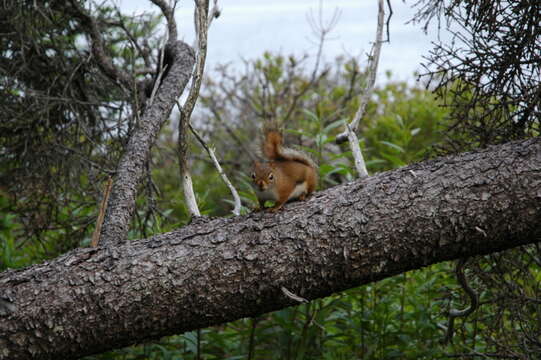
[188,122,241,216]
[91,177,113,247]
[336,0,385,178]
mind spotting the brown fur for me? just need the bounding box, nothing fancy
[252,130,317,212]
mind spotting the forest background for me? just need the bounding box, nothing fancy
[0,0,539,359]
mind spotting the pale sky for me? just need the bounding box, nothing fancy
[116,0,446,82]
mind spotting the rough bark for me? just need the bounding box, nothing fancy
[99,41,195,247]
[1,138,540,360]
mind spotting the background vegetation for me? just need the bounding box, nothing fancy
[1,1,539,359]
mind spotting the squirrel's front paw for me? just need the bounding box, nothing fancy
[268,204,284,213]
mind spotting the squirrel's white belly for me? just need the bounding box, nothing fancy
[288,181,308,201]
[254,181,308,202]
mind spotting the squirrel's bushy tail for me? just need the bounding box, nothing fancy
[262,129,317,169]
[262,130,283,160]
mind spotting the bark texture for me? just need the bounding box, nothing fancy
[99,41,195,247]
[1,138,540,360]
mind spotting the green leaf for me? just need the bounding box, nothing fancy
[379,140,405,153]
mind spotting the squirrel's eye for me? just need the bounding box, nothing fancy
[251,173,256,179]
[268,173,274,180]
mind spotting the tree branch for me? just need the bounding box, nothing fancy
[177,0,212,218]
[91,177,113,247]
[99,41,195,246]
[336,0,385,178]
[335,0,385,145]
[188,122,242,216]
[150,0,178,43]
[1,137,540,360]
[346,122,369,177]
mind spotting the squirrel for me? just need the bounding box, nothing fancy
[252,129,318,212]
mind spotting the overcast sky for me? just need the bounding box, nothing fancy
[116,0,445,82]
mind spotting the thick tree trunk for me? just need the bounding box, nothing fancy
[1,138,540,360]
[99,41,195,247]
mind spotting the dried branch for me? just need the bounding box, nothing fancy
[384,0,393,42]
[281,286,309,303]
[335,0,385,145]
[177,0,228,219]
[207,0,221,28]
[176,0,210,218]
[150,0,178,43]
[99,40,195,246]
[335,0,385,178]
[147,54,169,107]
[90,177,113,247]
[346,122,368,177]
[188,122,241,216]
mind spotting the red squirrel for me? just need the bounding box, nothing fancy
[252,130,317,212]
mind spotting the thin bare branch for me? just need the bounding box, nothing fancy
[335,0,385,145]
[149,0,177,42]
[385,0,393,42]
[207,0,221,28]
[183,0,210,119]
[346,122,369,178]
[180,158,201,217]
[177,0,221,219]
[91,177,113,247]
[281,286,309,303]
[188,122,241,216]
